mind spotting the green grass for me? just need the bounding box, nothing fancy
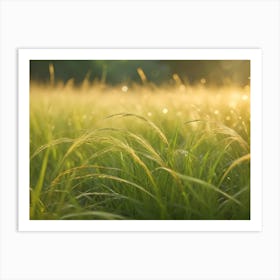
[30,83,250,220]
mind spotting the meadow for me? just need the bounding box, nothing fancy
[30,82,250,220]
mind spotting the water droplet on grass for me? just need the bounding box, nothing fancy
[200,78,206,84]
[121,85,128,92]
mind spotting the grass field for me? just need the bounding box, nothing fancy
[30,82,250,220]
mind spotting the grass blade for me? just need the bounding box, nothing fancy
[158,167,242,205]
[218,154,250,187]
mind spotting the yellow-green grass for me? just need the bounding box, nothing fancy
[30,83,250,220]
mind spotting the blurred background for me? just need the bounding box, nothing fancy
[30,60,250,87]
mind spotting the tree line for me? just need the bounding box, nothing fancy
[30,60,250,87]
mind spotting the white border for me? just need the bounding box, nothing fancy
[18,49,262,232]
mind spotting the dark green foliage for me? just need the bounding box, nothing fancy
[30,60,250,87]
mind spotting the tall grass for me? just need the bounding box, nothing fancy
[30,83,250,220]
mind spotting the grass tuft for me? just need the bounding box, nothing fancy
[30,83,250,220]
